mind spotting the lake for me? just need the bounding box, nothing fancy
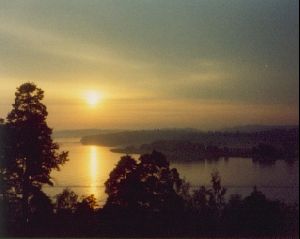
[43,138,299,207]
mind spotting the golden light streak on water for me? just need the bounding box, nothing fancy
[89,146,99,196]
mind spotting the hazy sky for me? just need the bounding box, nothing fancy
[0,0,298,130]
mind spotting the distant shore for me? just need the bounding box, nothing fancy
[78,128,298,162]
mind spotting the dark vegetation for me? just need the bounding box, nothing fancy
[1,151,298,237]
[221,124,299,133]
[0,83,68,228]
[82,128,299,163]
[112,138,298,163]
[81,127,299,148]
[0,83,299,237]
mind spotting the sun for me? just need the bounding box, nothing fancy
[85,91,102,106]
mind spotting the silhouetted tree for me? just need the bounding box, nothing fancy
[208,172,227,210]
[52,189,98,236]
[76,194,97,215]
[104,151,184,213]
[55,188,78,214]
[55,189,97,215]
[28,188,54,235]
[192,186,209,211]
[192,172,226,212]
[239,187,287,235]
[1,83,68,225]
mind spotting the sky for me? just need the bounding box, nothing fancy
[0,0,299,130]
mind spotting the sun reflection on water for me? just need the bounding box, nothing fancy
[89,146,99,196]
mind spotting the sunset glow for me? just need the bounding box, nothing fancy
[0,0,298,130]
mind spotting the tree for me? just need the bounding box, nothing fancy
[192,172,226,212]
[104,151,184,213]
[76,194,97,215]
[1,82,68,224]
[55,188,79,214]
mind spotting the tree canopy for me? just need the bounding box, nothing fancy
[0,82,68,223]
[104,151,184,213]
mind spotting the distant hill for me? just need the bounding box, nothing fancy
[111,138,299,162]
[80,127,299,149]
[53,125,299,138]
[221,125,299,133]
[80,129,203,146]
[53,129,122,138]
[108,128,299,162]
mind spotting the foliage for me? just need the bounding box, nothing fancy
[1,152,298,237]
[104,151,184,213]
[55,188,97,215]
[76,194,98,215]
[55,188,79,214]
[222,187,299,236]
[0,83,68,224]
[190,172,226,216]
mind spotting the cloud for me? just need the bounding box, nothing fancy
[0,21,152,74]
